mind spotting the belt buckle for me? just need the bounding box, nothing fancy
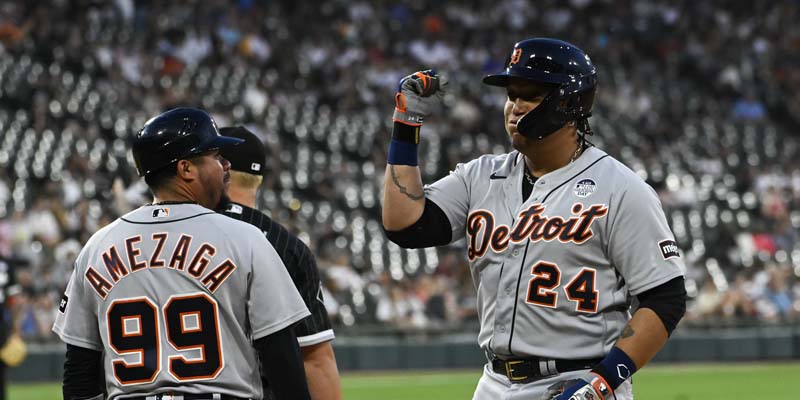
[504,360,528,382]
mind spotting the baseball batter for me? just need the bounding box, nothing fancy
[53,108,312,400]
[382,38,687,400]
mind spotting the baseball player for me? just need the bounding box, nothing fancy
[216,126,341,400]
[382,38,687,400]
[53,108,312,400]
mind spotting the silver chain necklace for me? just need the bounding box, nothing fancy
[524,145,582,186]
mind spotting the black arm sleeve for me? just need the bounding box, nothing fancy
[635,276,687,335]
[63,344,104,400]
[254,325,311,400]
[384,199,452,248]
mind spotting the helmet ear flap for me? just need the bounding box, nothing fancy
[559,93,585,118]
[517,89,569,139]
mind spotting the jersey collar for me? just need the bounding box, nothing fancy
[502,147,607,182]
[121,203,213,223]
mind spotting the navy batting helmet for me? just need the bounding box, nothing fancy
[132,107,244,177]
[483,38,597,139]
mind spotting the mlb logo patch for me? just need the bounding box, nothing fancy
[659,239,680,259]
[251,162,262,172]
[574,179,597,198]
[152,208,170,218]
[226,204,243,214]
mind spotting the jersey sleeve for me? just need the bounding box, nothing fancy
[607,179,685,295]
[52,267,103,351]
[248,238,311,340]
[293,249,335,347]
[424,162,470,242]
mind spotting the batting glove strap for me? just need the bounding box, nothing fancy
[392,70,447,127]
[589,373,614,400]
[547,373,613,400]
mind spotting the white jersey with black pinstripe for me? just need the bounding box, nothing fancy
[220,201,334,346]
[220,201,335,400]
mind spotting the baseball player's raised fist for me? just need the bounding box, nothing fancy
[541,373,613,400]
[393,69,448,126]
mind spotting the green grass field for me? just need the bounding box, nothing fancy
[10,362,799,399]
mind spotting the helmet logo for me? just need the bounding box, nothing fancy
[509,48,523,66]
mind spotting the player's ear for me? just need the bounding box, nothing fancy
[175,159,196,181]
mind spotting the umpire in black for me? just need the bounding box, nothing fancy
[216,126,342,400]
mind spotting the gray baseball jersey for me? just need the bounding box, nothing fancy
[52,203,310,400]
[426,147,684,360]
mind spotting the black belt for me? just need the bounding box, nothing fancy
[126,394,247,400]
[491,357,602,384]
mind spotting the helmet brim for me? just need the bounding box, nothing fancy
[483,68,571,87]
[482,73,510,87]
[200,135,245,152]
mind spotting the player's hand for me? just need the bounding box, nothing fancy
[392,70,448,126]
[540,372,613,400]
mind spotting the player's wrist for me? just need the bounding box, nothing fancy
[387,122,420,166]
[591,347,637,390]
[387,140,418,166]
[392,121,420,144]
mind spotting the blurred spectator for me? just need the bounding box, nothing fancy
[758,266,796,321]
[686,279,723,320]
[720,272,758,320]
[731,94,767,121]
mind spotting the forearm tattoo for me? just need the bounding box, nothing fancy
[390,165,424,201]
[621,324,635,339]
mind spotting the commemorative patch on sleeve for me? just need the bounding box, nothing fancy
[658,240,680,259]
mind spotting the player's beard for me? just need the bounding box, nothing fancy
[215,193,231,211]
[507,129,529,153]
[198,169,226,210]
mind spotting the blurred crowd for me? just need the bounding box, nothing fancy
[1,0,800,341]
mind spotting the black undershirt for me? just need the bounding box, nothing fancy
[252,325,311,400]
[522,166,537,201]
[62,344,104,400]
[384,199,452,248]
[635,276,687,335]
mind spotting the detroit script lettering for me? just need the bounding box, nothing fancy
[467,203,608,260]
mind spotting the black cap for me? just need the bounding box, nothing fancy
[218,126,266,175]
